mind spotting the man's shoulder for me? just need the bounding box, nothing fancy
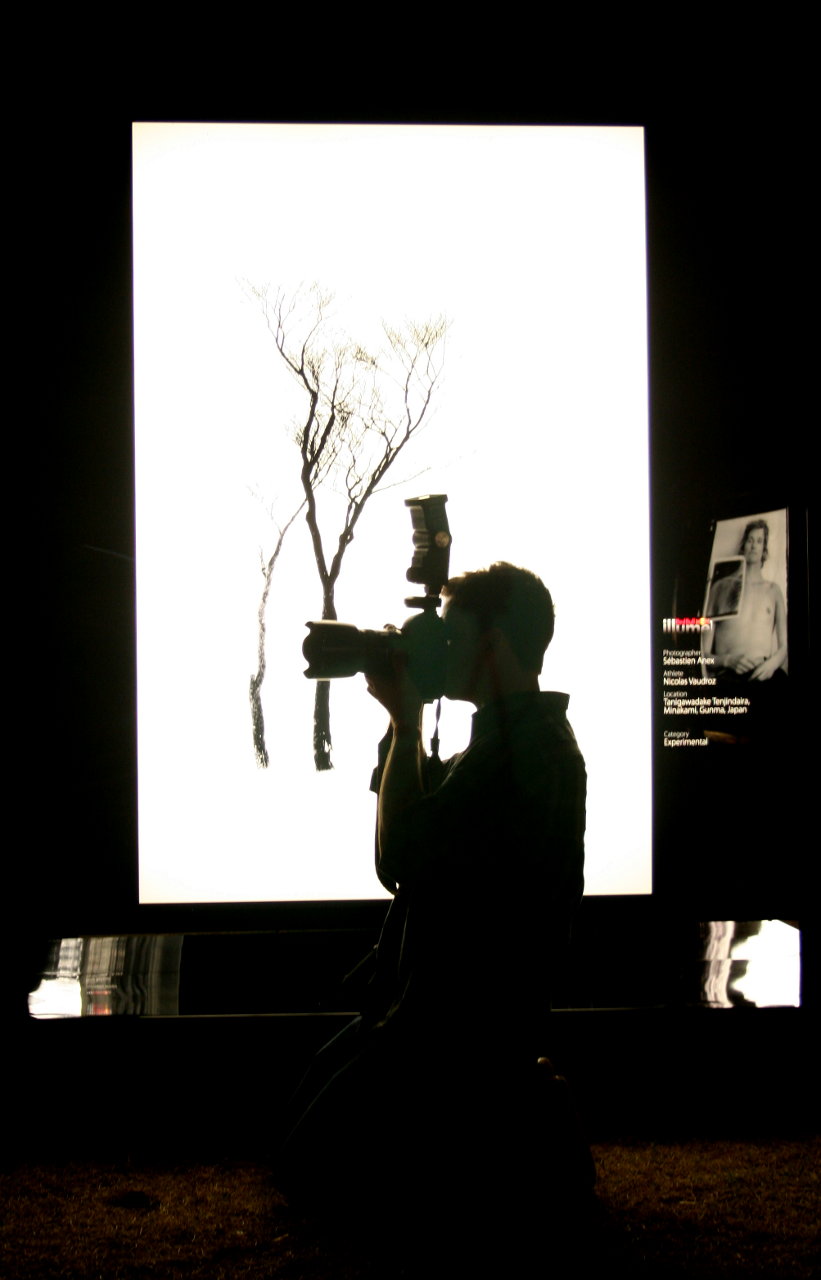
[487,693,586,797]
[527,692,584,753]
[436,692,584,787]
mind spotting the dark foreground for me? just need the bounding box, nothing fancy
[3,1138,818,1279]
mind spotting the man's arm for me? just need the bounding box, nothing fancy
[365,663,426,884]
[377,722,425,882]
[751,585,788,680]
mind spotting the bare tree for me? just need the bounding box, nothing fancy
[250,284,446,770]
[248,495,305,767]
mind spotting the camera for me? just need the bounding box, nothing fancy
[302,495,452,702]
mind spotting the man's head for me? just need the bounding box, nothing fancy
[440,562,554,704]
[739,519,769,564]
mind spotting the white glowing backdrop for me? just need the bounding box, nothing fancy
[133,123,652,903]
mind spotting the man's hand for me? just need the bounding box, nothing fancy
[721,651,767,676]
[365,653,424,730]
[749,655,781,681]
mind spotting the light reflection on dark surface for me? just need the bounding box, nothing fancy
[29,936,183,1018]
[699,920,800,1008]
[27,922,801,1018]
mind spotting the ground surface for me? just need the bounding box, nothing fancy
[2,1138,818,1278]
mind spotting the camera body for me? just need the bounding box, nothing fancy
[302,496,452,702]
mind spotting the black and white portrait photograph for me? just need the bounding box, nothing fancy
[702,509,788,685]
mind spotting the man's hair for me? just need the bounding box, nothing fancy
[441,562,555,674]
[739,519,769,563]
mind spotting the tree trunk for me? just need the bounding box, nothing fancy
[249,563,274,769]
[248,505,304,768]
[249,671,269,768]
[313,679,333,771]
[311,581,338,770]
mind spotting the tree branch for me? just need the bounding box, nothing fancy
[249,284,447,769]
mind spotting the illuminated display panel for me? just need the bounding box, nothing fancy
[133,123,651,904]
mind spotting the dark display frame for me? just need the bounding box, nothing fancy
[30,110,810,1016]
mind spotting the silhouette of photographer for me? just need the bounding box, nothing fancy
[280,563,591,1249]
